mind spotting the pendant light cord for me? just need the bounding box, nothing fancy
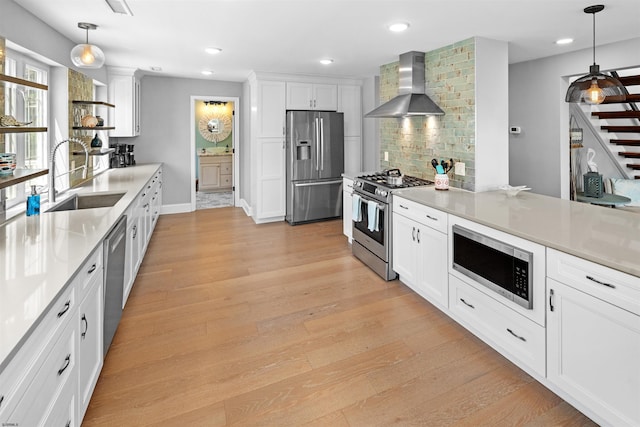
[592,12,596,66]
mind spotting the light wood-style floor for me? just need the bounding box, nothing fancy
[83,208,596,426]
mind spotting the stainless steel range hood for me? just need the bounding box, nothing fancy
[365,51,444,118]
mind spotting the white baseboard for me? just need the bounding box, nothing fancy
[239,198,252,216]
[160,203,193,215]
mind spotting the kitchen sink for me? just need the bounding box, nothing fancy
[47,192,126,212]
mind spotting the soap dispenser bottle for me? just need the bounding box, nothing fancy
[26,185,40,216]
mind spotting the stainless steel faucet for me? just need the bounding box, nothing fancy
[50,138,89,203]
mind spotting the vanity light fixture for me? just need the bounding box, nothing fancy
[565,5,625,105]
[320,58,334,65]
[204,101,227,106]
[70,23,106,69]
[105,0,133,16]
[388,22,410,32]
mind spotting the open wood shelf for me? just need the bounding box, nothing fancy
[0,127,47,134]
[0,169,48,190]
[0,73,48,91]
[72,148,115,156]
[72,100,115,108]
[72,126,116,131]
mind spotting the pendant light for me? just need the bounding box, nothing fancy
[70,22,106,69]
[565,5,625,105]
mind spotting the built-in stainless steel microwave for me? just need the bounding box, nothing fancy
[452,224,533,309]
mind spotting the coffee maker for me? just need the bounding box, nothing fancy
[110,143,135,168]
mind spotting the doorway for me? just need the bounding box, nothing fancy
[190,96,240,211]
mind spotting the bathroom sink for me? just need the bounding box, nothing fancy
[47,192,125,212]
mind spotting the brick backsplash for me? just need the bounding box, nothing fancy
[378,38,476,190]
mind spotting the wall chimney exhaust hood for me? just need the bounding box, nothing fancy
[365,51,444,118]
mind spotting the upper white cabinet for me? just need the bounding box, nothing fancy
[286,82,337,111]
[108,67,141,137]
[342,177,354,242]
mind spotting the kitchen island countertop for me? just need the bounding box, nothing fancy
[0,164,162,373]
[394,186,640,279]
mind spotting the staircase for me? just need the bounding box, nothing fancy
[590,74,640,179]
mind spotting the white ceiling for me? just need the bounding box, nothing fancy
[12,0,640,82]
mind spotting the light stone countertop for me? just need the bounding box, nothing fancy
[0,163,162,373]
[393,186,640,279]
[198,152,232,157]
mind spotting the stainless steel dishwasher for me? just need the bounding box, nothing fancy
[103,215,126,357]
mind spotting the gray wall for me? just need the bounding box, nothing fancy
[133,76,243,207]
[509,37,640,198]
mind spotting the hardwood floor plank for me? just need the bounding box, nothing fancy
[83,208,595,426]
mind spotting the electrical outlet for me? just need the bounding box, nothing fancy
[384,151,389,162]
[455,162,466,176]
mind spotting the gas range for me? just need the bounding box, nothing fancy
[353,172,433,203]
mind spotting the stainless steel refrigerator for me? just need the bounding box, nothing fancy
[286,110,344,225]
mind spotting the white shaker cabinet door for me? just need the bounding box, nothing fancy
[547,278,640,427]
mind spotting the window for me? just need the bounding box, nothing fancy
[3,51,49,209]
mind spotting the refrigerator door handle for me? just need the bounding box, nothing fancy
[293,179,343,187]
[320,117,324,171]
[315,117,320,171]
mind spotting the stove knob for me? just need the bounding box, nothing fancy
[380,190,388,197]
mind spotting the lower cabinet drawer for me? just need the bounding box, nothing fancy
[8,318,76,426]
[221,174,232,187]
[448,274,546,377]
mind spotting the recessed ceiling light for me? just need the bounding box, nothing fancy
[388,22,410,32]
[556,38,574,45]
[201,70,213,76]
[320,58,334,65]
[105,0,133,16]
[205,47,222,55]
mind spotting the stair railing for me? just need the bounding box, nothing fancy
[570,103,630,179]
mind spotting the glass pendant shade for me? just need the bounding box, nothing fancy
[565,5,625,105]
[70,23,105,69]
[70,43,105,68]
[565,64,626,104]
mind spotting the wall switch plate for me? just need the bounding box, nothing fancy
[384,151,389,161]
[455,162,466,176]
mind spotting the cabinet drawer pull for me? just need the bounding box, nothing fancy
[412,227,416,241]
[586,275,616,289]
[57,301,71,318]
[399,204,409,210]
[460,298,475,309]
[416,228,421,243]
[549,289,555,312]
[0,395,4,408]
[87,263,97,274]
[57,354,71,376]
[81,314,88,339]
[426,214,438,221]
[507,328,527,342]
[132,224,137,239]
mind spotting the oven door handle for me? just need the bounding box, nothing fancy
[355,195,385,211]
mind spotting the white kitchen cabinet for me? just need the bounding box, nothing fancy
[338,84,362,137]
[547,249,640,427]
[0,281,76,425]
[450,274,546,377]
[342,177,354,242]
[108,67,140,137]
[392,196,448,309]
[286,82,337,111]
[151,169,162,230]
[77,272,103,421]
[250,78,286,223]
[124,200,140,306]
[7,311,77,427]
